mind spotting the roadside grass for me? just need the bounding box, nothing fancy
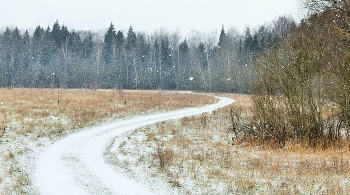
[107,94,350,194]
[0,88,214,194]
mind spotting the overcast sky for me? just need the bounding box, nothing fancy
[1,0,303,35]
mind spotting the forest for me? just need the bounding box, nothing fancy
[0,17,295,93]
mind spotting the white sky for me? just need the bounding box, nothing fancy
[1,0,303,35]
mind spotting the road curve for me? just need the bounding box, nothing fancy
[33,96,234,195]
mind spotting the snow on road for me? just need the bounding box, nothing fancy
[33,96,234,195]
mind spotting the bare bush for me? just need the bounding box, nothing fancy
[252,8,350,148]
[157,147,174,170]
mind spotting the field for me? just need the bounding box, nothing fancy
[0,88,214,194]
[106,94,350,194]
[1,89,350,194]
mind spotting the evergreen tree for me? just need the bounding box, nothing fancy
[137,33,149,64]
[82,31,94,58]
[60,25,70,68]
[22,30,31,70]
[178,39,190,89]
[161,38,172,68]
[32,26,45,64]
[124,26,138,88]
[103,23,116,64]
[115,30,126,88]
[179,39,190,54]
[218,25,226,47]
[197,42,208,68]
[115,30,125,55]
[160,38,175,89]
[125,26,137,51]
[11,27,23,86]
[12,28,22,62]
[61,25,70,50]
[40,26,54,66]
[51,20,61,50]
[252,34,260,54]
[69,31,83,57]
[33,26,45,41]
[153,39,161,88]
[244,27,254,57]
[61,25,70,41]
[2,28,12,87]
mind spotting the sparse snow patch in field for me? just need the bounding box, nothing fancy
[48,115,60,121]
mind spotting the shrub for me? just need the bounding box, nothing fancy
[157,147,174,169]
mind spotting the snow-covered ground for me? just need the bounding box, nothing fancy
[29,96,234,194]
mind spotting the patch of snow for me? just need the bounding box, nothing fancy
[48,116,60,121]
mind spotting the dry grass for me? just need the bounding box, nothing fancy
[0,88,214,137]
[0,88,214,194]
[107,94,350,194]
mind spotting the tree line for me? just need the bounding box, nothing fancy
[0,18,294,92]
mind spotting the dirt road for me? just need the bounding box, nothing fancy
[33,96,234,195]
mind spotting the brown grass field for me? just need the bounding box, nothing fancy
[107,94,350,194]
[2,89,350,194]
[0,88,215,194]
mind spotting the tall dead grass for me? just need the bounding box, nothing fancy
[0,88,214,194]
[0,88,213,137]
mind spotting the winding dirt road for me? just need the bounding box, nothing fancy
[33,96,234,195]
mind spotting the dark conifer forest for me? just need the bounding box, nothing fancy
[0,17,295,92]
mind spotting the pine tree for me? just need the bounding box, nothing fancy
[178,39,190,89]
[32,26,45,64]
[125,26,137,51]
[252,34,260,54]
[115,30,126,88]
[11,27,23,86]
[82,31,93,58]
[69,31,83,57]
[103,23,116,64]
[61,25,70,50]
[179,39,190,54]
[115,30,125,55]
[244,28,253,53]
[61,25,70,67]
[137,34,149,64]
[153,39,161,88]
[161,38,172,68]
[218,25,226,48]
[51,20,61,50]
[40,26,54,66]
[3,28,12,87]
[160,38,175,89]
[198,42,208,68]
[22,30,31,70]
